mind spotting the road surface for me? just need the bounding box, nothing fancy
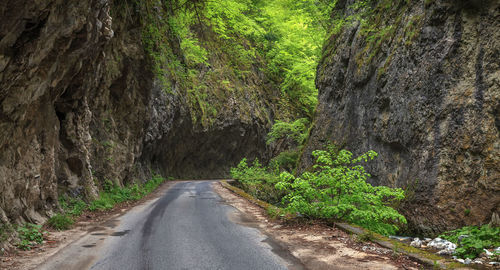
[38,181,303,270]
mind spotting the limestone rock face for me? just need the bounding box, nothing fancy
[301,0,500,233]
[0,1,274,225]
[0,0,119,224]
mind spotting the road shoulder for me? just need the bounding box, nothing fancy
[213,181,422,270]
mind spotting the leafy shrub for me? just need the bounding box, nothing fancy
[17,223,44,250]
[275,149,406,235]
[269,149,300,172]
[59,196,88,216]
[47,214,74,230]
[440,225,500,259]
[230,159,286,205]
[266,118,309,145]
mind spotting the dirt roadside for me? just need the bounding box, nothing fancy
[213,181,425,270]
[0,180,179,270]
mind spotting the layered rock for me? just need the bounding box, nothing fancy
[0,0,276,225]
[0,0,120,224]
[301,0,500,234]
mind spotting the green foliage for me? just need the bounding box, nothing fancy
[181,36,208,66]
[267,118,310,145]
[142,174,167,194]
[65,198,87,216]
[0,223,13,243]
[47,214,74,231]
[440,225,500,259]
[269,149,300,172]
[89,175,166,211]
[54,175,166,229]
[275,148,406,235]
[230,158,285,205]
[205,0,264,41]
[357,231,375,243]
[231,158,276,184]
[231,145,407,235]
[259,0,333,116]
[17,224,45,250]
[137,0,331,123]
[58,194,88,232]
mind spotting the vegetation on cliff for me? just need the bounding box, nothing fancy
[131,0,332,122]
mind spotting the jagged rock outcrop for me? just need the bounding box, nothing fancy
[0,0,120,224]
[301,0,499,234]
[0,0,276,225]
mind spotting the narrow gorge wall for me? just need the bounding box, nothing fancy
[0,0,278,224]
[301,0,500,234]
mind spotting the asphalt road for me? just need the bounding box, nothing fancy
[38,181,302,270]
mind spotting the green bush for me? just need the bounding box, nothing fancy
[269,149,300,172]
[17,223,44,250]
[59,196,87,216]
[440,225,500,259]
[230,159,286,205]
[276,149,406,235]
[47,214,74,230]
[266,118,309,145]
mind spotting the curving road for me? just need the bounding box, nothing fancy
[38,181,303,270]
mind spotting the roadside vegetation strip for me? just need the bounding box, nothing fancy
[220,180,278,212]
[55,174,167,224]
[333,223,468,269]
[220,180,466,270]
[231,146,407,235]
[6,175,169,250]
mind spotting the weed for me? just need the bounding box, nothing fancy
[47,214,74,230]
[357,231,375,242]
[59,196,87,216]
[17,223,45,250]
[0,223,13,242]
[392,241,401,258]
[266,206,281,219]
[89,175,165,211]
[53,176,165,230]
[439,225,500,259]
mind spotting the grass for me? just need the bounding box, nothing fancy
[357,231,375,243]
[88,175,166,211]
[47,175,167,232]
[0,223,13,242]
[7,175,169,250]
[47,214,74,230]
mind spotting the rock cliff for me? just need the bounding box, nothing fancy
[0,0,278,224]
[301,0,500,234]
